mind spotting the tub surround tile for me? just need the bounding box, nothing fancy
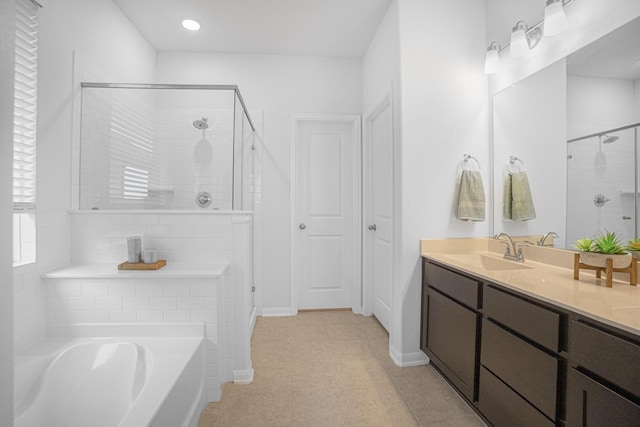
[48,211,255,403]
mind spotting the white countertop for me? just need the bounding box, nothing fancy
[421,238,640,336]
[41,262,229,279]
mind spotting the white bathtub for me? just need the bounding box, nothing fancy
[14,324,206,427]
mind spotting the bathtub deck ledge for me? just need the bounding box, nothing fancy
[41,262,229,279]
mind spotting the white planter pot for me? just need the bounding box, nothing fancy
[579,252,632,269]
[630,251,640,260]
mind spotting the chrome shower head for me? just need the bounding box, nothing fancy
[600,134,618,144]
[193,116,209,130]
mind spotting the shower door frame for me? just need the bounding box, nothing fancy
[74,82,256,211]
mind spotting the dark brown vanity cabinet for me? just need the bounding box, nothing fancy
[421,257,640,427]
[566,318,640,426]
[421,261,481,401]
[479,286,565,427]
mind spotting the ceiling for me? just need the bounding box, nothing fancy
[112,0,391,58]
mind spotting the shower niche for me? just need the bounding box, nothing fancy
[77,84,257,210]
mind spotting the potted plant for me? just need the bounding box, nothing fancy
[627,237,640,260]
[574,230,632,269]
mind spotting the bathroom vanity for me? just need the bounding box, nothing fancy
[420,239,640,427]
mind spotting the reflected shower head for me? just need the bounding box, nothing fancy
[600,134,618,144]
[193,116,209,130]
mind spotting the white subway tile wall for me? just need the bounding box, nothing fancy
[79,85,235,210]
[43,211,251,401]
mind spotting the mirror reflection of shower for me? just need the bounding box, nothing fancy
[193,116,213,168]
[566,123,639,249]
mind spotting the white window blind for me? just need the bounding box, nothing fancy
[13,0,38,212]
[107,93,156,204]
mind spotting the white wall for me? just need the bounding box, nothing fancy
[393,0,489,363]
[156,53,362,312]
[567,76,637,139]
[493,60,567,246]
[1,1,16,421]
[14,0,156,353]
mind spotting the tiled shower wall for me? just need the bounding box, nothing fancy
[79,86,235,210]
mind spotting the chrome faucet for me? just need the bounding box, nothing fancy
[494,232,524,262]
[538,231,559,247]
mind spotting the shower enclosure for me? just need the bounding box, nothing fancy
[566,123,640,245]
[78,83,256,210]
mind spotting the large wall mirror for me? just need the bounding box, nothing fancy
[492,17,640,249]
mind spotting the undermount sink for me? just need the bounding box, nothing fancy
[444,253,533,271]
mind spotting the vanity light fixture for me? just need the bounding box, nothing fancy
[510,20,541,58]
[181,18,201,31]
[484,42,502,74]
[544,0,568,36]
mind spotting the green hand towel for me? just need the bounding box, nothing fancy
[457,170,485,221]
[511,171,536,221]
[503,174,512,220]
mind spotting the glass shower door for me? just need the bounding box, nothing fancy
[566,127,637,246]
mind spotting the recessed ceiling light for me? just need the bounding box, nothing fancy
[181,18,201,31]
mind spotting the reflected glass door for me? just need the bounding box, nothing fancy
[566,127,637,246]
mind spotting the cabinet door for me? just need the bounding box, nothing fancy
[566,368,640,426]
[481,319,559,420]
[425,288,478,400]
[571,319,640,397]
[478,367,554,427]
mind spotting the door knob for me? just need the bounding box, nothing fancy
[299,223,306,230]
[368,224,377,231]
[623,216,632,220]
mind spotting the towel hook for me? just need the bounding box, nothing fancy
[507,155,526,173]
[462,154,481,171]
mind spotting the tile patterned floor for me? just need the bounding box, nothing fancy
[198,311,486,427]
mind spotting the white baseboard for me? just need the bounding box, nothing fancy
[261,307,296,317]
[206,385,222,403]
[233,367,255,384]
[389,343,430,367]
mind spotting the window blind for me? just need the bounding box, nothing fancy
[13,0,38,212]
[107,93,156,204]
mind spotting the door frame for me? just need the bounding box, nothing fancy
[290,113,362,315]
[362,87,394,318]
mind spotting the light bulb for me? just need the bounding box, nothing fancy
[510,22,529,58]
[544,0,568,36]
[181,19,201,31]
[484,43,501,74]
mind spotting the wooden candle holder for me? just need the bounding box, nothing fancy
[573,253,637,288]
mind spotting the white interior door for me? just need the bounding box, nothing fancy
[293,116,360,310]
[364,93,393,331]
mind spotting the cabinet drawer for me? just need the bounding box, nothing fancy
[484,285,561,352]
[566,368,640,427]
[424,261,480,308]
[571,319,640,397]
[426,288,478,401]
[478,366,554,427]
[481,319,558,420]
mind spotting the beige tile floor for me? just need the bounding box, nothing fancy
[198,311,487,427]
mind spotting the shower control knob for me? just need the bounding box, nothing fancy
[299,223,306,230]
[368,224,377,231]
[623,216,632,220]
[196,191,212,208]
[593,194,610,207]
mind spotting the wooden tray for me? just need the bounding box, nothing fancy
[118,260,167,270]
